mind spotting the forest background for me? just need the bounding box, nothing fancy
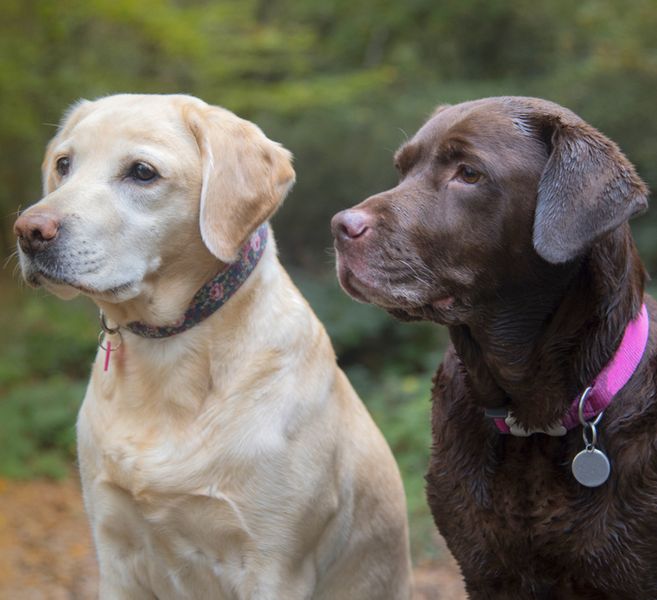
[1,0,656,561]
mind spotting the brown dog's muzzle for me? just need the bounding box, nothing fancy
[331,206,384,304]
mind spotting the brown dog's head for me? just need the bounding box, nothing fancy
[331,97,648,324]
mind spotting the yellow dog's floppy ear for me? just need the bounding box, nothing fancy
[185,104,295,262]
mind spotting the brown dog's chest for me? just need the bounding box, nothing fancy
[427,352,657,598]
[430,431,584,552]
[429,433,645,598]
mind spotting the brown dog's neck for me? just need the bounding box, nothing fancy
[449,225,646,430]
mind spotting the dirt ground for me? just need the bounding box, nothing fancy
[0,476,466,599]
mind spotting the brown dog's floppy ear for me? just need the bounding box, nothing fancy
[185,104,295,262]
[532,111,648,264]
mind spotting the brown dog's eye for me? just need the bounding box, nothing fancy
[56,156,70,177]
[458,165,481,184]
[129,162,158,183]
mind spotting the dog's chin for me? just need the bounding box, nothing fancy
[336,262,402,307]
[33,270,140,303]
[337,262,430,311]
[336,262,469,326]
[336,266,372,304]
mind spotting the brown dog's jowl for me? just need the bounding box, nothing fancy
[332,97,656,599]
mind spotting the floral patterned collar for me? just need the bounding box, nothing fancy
[124,224,268,339]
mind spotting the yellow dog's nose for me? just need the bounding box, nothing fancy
[14,208,60,254]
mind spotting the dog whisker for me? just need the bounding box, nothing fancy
[7,204,23,219]
[3,250,18,271]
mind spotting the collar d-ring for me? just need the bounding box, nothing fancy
[577,386,604,428]
[98,311,123,354]
[100,311,121,335]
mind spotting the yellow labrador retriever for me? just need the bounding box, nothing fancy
[14,94,411,599]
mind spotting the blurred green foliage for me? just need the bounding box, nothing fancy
[2,0,657,560]
[0,377,87,480]
[346,367,438,558]
[0,284,96,478]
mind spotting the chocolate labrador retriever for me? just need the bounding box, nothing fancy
[332,97,657,599]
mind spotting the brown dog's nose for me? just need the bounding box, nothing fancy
[331,209,372,241]
[14,209,61,254]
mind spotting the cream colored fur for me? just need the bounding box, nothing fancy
[17,94,412,599]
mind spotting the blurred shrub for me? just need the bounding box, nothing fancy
[0,283,95,478]
[0,286,97,388]
[347,366,438,558]
[0,377,85,479]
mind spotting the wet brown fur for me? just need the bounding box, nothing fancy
[332,97,656,598]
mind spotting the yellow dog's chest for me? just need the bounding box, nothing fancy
[91,476,263,599]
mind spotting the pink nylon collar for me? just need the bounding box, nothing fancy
[490,303,649,435]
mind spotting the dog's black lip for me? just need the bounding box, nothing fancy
[337,246,462,312]
[338,264,400,306]
[338,268,370,303]
[339,264,440,313]
[339,253,462,309]
[37,270,133,296]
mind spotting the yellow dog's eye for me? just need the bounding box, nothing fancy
[458,165,481,184]
[129,162,158,182]
[56,156,70,177]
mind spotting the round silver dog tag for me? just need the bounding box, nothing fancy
[571,448,610,487]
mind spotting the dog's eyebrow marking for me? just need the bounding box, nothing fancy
[435,137,472,164]
[394,143,420,174]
